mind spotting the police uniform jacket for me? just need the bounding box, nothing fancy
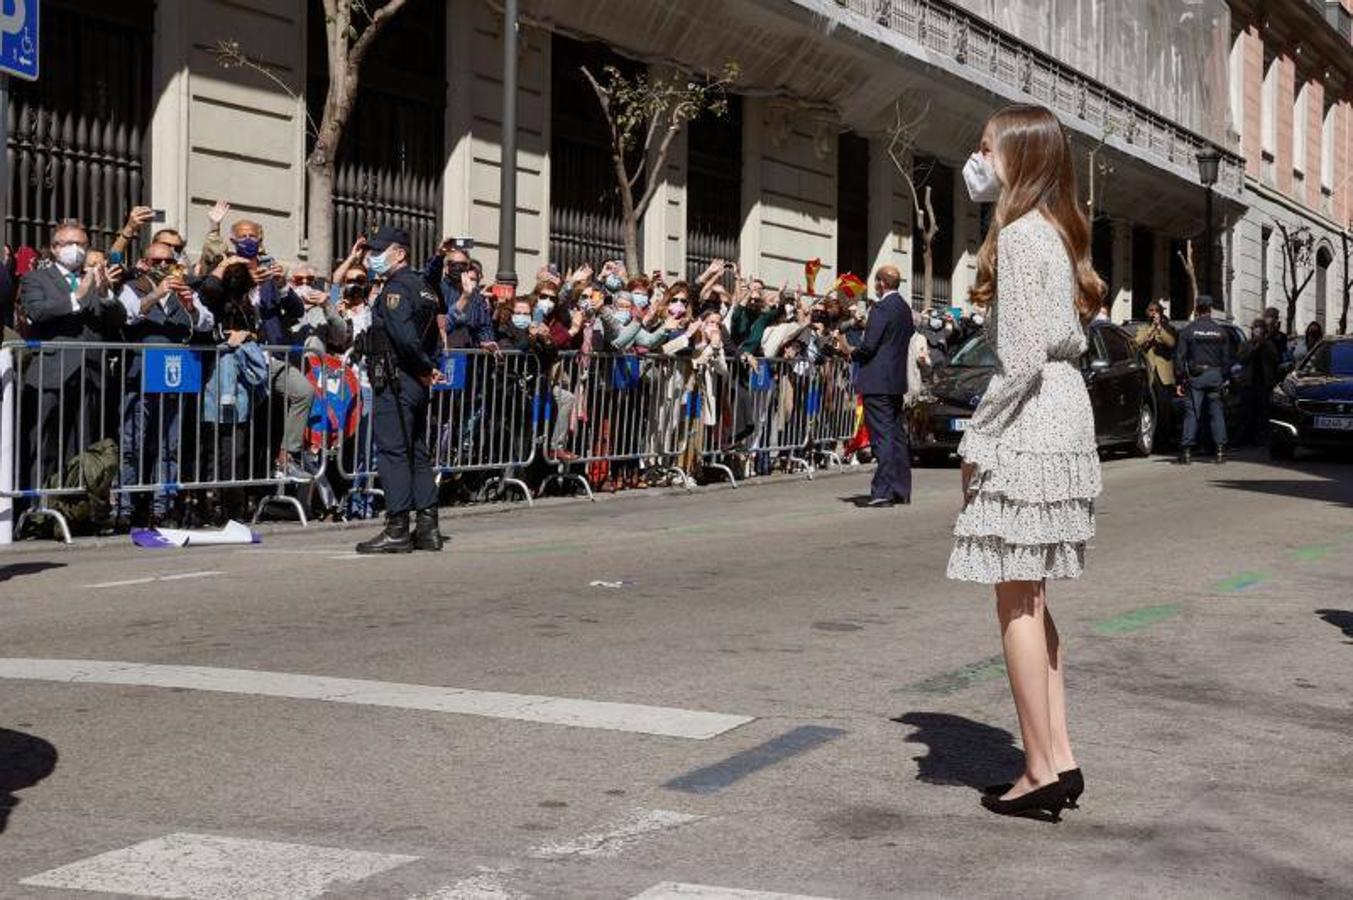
[1173,317,1235,383]
[373,266,439,379]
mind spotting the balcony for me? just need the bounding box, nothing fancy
[829,0,1246,198]
[1321,0,1353,42]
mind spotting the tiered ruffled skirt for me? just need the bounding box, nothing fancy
[947,364,1102,583]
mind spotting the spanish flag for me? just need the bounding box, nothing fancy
[834,272,867,300]
[804,258,823,294]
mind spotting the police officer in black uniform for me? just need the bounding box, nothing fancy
[355,226,446,553]
[1173,294,1234,465]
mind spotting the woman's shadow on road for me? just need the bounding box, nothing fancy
[0,729,58,834]
[893,712,1023,790]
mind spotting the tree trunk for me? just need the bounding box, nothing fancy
[307,156,336,275]
[1341,231,1350,335]
[922,239,934,309]
[622,216,640,278]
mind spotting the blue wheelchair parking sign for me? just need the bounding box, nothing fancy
[0,0,39,82]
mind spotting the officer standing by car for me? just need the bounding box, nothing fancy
[355,226,446,554]
[1173,294,1234,465]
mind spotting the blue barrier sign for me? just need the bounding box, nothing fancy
[0,1,39,82]
[143,348,202,394]
[749,360,773,391]
[436,352,467,391]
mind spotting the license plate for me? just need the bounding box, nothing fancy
[1312,415,1353,431]
[950,418,970,432]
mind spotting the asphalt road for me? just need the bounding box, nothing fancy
[1,450,1351,899]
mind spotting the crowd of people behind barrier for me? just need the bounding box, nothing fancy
[0,203,983,540]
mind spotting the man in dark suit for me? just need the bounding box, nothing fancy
[837,265,915,506]
[19,221,125,490]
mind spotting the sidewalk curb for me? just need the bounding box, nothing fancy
[0,463,877,556]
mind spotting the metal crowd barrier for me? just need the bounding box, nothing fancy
[0,339,333,543]
[540,351,691,498]
[430,348,541,505]
[0,338,868,545]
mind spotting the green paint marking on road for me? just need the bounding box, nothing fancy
[1093,604,1181,636]
[1293,544,1336,562]
[907,655,1007,694]
[1213,571,1267,593]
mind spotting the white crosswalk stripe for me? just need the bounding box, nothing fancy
[19,832,418,899]
[0,658,755,739]
[629,884,838,900]
[528,808,704,860]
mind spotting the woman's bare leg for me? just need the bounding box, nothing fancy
[1044,604,1077,773]
[996,578,1058,798]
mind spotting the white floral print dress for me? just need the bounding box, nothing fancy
[946,210,1102,583]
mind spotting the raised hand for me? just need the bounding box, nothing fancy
[207,199,230,230]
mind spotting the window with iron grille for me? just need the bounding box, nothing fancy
[686,95,742,285]
[549,34,643,276]
[835,132,870,290]
[4,0,154,251]
[306,0,445,265]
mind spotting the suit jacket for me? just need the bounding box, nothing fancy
[20,265,125,387]
[853,291,915,396]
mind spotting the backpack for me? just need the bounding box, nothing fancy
[42,438,120,531]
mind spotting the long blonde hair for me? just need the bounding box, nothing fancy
[969,105,1104,321]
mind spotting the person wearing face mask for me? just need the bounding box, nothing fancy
[355,226,446,554]
[18,221,127,492]
[200,222,313,482]
[114,241,216,526]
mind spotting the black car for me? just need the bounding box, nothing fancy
[1267,335,1353,459]
[909,322,1157,463]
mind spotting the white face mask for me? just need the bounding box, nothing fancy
[962,152,1002,203]
[56,244,87,271]
[536,298,555,318]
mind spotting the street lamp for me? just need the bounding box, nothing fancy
[1196,147,1221,312]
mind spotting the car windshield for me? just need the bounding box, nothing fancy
[949,335,998,367]
[1300,341,1353,376]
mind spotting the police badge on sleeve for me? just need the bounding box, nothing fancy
[386,293,401,310]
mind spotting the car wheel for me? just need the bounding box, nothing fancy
[1133,401,1156,457]
[1268,432,1295,460]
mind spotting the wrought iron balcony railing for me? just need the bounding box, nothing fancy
[830,0,1246,197]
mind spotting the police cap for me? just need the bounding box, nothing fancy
[368,226,411,252]
[1195,294,1214,311]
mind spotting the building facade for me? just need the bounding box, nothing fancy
[5,0,1352,333]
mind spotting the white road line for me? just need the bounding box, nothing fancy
[85,570,222,589]
[157,570,225,582]
[84,577,155,589]
[19,832,417,900]
[528,809,704,860]
[630,884,837,900]
[0,659,754,740]
[409,870,522,899]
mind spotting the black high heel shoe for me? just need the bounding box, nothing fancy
[984,767,1084,808]
[980,779,1069,822]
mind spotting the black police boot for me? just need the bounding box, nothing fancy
[1177,447,1192,466]
[1215,447,1227,465]
[355,512,413,554]
[413,507,445,552]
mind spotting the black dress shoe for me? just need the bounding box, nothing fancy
[980,779,1069,822]
[984,768,1084,809]
[355,512,414,554]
